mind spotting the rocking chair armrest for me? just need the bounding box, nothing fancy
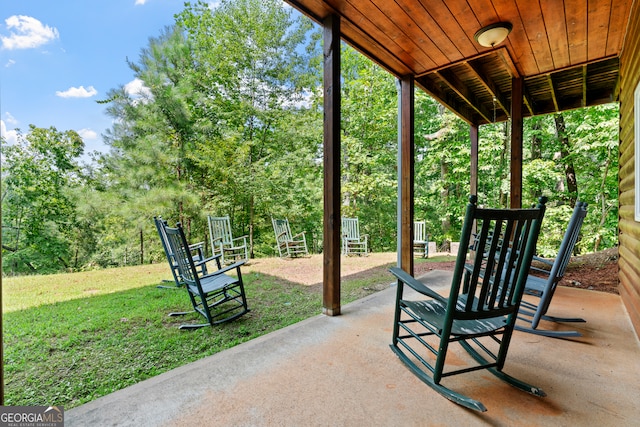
[292,231,306,239]
[389,267,447,304]
[194,253,222,269]
[231,235,248,243]
[188,241,205,251]
[203,260,246,277]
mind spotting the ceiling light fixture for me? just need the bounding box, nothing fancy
[474,22,513,48]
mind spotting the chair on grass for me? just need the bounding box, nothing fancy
[271,218,309,258]
[390,195,547,412]
[341,217,368,256]
[516,201,588,338]
[413,220,429,258]
[161,220,249,329]
[207,215,249,265]
[154,216,216,288]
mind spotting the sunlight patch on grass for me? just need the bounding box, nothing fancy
[3,263,169,312]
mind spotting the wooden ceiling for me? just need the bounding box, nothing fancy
[286,0,633,125]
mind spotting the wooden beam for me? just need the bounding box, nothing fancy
[546,74,559,112]
[436,69,493,124]
[467,60,510,117]
[417,77,478,125]
[398,76,414,274]
[322,14,341,316]
[510,77,523,209]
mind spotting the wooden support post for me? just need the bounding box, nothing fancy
[322,14,341,316]
[397,76,415,274]
[510,77,524,208]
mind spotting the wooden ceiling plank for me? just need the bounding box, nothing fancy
[369,0,452,65]
[416,0,479,58]
[564,0,588,64]
[587,0,612,61]
[515,0,555,73]
[490,0,539,76]
[285,0,332,23]
[436,69,493,122]
[324,0,438,71]
[540,0,571,69]
[466,0,499,24]
[606,0,634,56]
[340,24,414,76]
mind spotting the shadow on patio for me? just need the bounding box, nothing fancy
[67,270,640,426]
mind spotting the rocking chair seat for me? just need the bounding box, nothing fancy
[402,299,508,336]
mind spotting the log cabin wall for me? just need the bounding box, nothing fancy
[619,0,640,339]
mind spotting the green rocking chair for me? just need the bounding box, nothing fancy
[161,220,250,329]
[390,195,547,412]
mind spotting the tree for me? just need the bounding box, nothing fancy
[93,26,204,266]
[1,126,84,274]
[178,0,319,256]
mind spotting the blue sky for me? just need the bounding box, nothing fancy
[1,0,190,160]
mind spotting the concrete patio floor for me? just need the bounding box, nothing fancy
[67,270,640,426]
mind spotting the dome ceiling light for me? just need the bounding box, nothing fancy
[474,22,513,48]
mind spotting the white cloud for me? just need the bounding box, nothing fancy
[1,120,19,145]
[124,78,152,99]
[56,85,98,98]
[135,0,148,5]
[77,128,98,140]
[5,59,16,67]
[4,112,18,125]
[1,15,59,50]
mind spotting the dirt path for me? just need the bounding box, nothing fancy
[245,248,619,294]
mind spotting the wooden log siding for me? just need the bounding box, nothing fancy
[619,0,640,338]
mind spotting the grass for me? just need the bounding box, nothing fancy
[2,256,451,409]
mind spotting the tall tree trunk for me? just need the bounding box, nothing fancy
[249,194,255,259]
[440,159,450,235]
[530,118,542,160]
[140,229,144,265]
[554,113,578,207]
[499,122,509,207]
[529,118,543,199]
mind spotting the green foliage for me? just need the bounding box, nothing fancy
[2,126,84,274]
[340,46,398,251]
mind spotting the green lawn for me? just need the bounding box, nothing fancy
[2,256,449,409]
